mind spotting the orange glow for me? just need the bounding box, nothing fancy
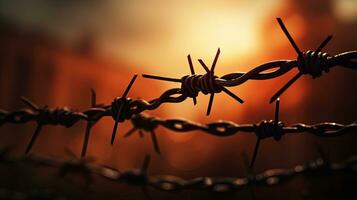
[178,12,260,62]
[0,0,356,177]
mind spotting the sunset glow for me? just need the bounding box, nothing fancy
[0,0,356,190]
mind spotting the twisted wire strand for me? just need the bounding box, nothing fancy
[217,50,357,86]
[2,106,356,137]
[129,113,357,138]
[0,18,355,127]
[1,149,356,193]
[142,18,357,111]
[1,105,356,155]
[142,50,356,113]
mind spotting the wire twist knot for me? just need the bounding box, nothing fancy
[111,97,133,122]
[119,155,150,185]
[143,48,243,116]
[37,107,84,128]
[131,114,159,132]
[119,170,148,185]
[297,50,330,78]
[254,120,284,141]
[181,73,222,97]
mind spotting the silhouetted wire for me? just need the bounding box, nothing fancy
[270,18,334,103]
[0,16,355,187]
[0,104,356,156]
[142,18,356,113]
[111,74,138,145]
[250,98,282,169]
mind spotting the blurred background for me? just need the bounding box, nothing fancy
[0,0,356,199]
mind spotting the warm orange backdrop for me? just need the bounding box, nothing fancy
[0,1,356,198]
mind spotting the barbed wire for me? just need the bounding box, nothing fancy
[1,103,355,138]
[143,17,357,114]
[0,17,356,174]
[0,97,356,159]
[0,148,356,193]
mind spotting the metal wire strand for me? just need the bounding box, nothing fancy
[1,104,356,156]
[142,18,356,109]
[18,96,87,154]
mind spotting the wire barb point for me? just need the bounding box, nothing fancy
[270,19,334,103]
[25,124,42,154]
[111,75,138,145]
[250,98,282,168]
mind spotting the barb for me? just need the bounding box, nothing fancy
[250,98,282,168]
[143,48,244,116]
[81,88,97,157]
[1,149,356,193]
[124,113,161,154]
[270,18,335,103]
[111,74,138,145]
[187,54,197,105]
[18,96,86,154]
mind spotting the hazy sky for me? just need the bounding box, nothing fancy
[0,0,355,74]
[0,1,283,70]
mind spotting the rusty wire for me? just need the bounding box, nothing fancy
[0,148,357,193]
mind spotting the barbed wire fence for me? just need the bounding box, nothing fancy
[0,17,356,198]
